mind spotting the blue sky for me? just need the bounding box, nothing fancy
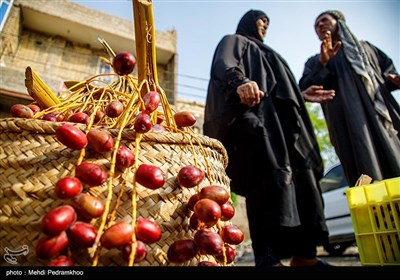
[72,0,400,103]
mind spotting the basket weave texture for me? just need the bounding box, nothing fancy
[0,118,231,266]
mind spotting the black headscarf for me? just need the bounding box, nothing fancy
[236,9,269,43]
[315,10,345,24]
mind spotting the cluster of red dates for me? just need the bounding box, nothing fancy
[8,50,244,266]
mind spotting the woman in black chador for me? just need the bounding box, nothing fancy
[299,10,400,187]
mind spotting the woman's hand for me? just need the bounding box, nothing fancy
[386,73,400,87]
[302,85,335,103]
[237,81,265,107]
[320,31,341,66]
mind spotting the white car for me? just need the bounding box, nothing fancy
[320,163,356,255]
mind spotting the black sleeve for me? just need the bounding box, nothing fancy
[210,35,250,103]
[298,54,332,91]
[365,41,400,92]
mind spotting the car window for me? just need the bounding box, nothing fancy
[320,165,348,193]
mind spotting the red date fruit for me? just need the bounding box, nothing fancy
[92,88,106,100]
[47,255,74,266]
[106,100,124,118]
[116,146,135,170]
[10,104,34,119]
[87,129,114,154]
[220,201,235,221]
[189,213,201,230]
[122,240,147,263]
[68,112,90,125]
[134,113,152,133]
[135,217,162,244]
[151,124,166,132]
[55,124,87,150]
[187,193,200,211]
[67,221,97,248]
[27,104,41,114]
[215,244,236,264]
[193,198,221,228]
[220,225,244,245]
[177,165,205,188]
[194,228,223,256]
[41,205,76,236]
[42,113,57,122]
[167,239,198,263]
[93,110,105,123]
[143,91,160,114]
[70,193,105,219]
[156,113,165,124]
[75,162,107,187]
[174,111,196,127]
[55,177,83,199]
[56,114,65,122]
[100,221,134,249]
[135,164,165,190]
[199,185,230,205]
[113,51,136,76]
[35,231,69,259]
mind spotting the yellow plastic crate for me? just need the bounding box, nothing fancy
[345,177,400,266]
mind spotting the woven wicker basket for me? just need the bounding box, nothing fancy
[0,118,231,266]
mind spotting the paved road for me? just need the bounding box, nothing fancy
[231,196,363,267]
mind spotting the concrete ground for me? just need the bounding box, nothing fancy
[231,195,362,267]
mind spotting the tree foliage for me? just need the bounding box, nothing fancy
[305,103,338,168]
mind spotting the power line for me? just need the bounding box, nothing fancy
[177,83,206,92]
[176,73,209,82]
[177,91,205,101]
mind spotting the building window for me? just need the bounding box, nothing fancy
[96,57,115,86]
[0,0,13,32]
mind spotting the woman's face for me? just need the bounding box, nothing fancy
[256,17,269,40]
[315,14,338,41]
